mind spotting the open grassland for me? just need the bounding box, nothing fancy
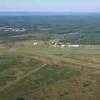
[0,42,100,100]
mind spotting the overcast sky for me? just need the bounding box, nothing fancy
[0,0,100,12]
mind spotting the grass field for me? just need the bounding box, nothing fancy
[0,42,100,100]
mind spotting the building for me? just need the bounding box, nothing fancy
[33,42,38,46]
[68,44,80,48]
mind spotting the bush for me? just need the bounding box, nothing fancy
[17,98,25,100]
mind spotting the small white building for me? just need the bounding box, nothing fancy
[33,42,38,46]
[68,44,80,48]
[60,44,66,48]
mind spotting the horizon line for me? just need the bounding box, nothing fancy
[0,11,100,16]
[0,11,100,13]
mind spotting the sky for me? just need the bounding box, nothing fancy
[0,0,100,12]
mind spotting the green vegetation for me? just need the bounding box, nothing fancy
[0,43,100,100]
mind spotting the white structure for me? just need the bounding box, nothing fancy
[68,44,80,48]
[60,44,66,48]
[33,42,38,46]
